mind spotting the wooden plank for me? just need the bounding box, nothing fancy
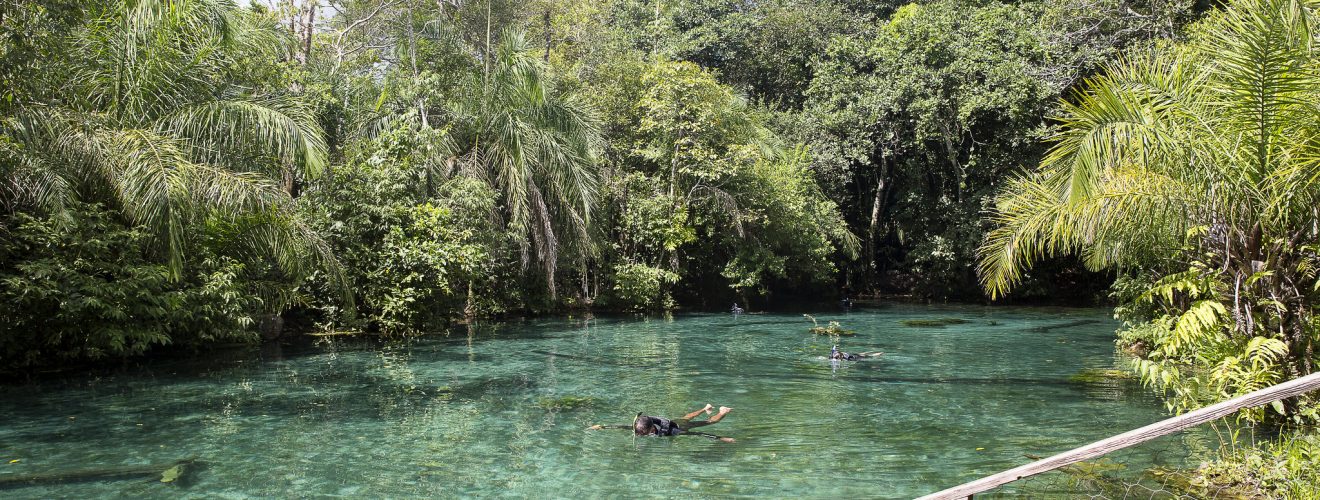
[916,371,1320,500]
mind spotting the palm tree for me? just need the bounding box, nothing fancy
[342,28,600,297]
[978,0,1320,390]
[0,0,338,287]
[463,30,600,297]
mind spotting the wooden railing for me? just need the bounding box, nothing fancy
[917,371,1320,500]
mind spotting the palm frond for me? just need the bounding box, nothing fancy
[979,166,1196,298]
[160,99,329,181]
[102,128,193,274]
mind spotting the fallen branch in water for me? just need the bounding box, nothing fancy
[0,457,199,489]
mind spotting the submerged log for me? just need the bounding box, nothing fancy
[1028,319,1101,332]
[0,457,198,489]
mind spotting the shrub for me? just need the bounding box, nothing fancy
[0,203,259,369]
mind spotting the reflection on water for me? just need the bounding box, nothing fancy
[0,305,1201,498]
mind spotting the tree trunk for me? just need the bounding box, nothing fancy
[543,8,552,62]
[937,118,965,204]
[407,1,428,128]
[484,0,492,78]
[288,1,297,52]
[300,2,316,65]
[867,155,890,289]
[465,281,476,319]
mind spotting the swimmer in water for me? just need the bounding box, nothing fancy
[588,404,735,443]
[830,345,883,361]
[731,303,744,314]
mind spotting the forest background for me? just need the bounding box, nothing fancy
[0,0,1201,352]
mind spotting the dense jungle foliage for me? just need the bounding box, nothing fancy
[1,0,1319,493]
[0,0,1201,350]
[980,0,1320,491]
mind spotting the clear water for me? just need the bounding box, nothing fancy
[0,305,1205,498]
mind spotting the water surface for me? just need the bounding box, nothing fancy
[0,305,1201,498]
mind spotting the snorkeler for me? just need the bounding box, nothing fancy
[587,404,736,443]
[830,345,883,361]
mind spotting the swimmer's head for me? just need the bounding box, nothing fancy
[633,413,651,435]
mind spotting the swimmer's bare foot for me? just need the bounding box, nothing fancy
[702,405,734,424]
[587,424,604,430]
[702,403,714,414]
[719,437,736,443]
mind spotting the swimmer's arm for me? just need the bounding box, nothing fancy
[586,424,632,430]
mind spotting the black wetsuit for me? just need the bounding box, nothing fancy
[600,415,725,440]
[831,352,861,361]
[637,415,684,436]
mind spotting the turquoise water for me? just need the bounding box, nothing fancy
[0,305,1202,498]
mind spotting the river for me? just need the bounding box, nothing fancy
[0,304,1205,498]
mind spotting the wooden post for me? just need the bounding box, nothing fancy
[917,371,1320,500]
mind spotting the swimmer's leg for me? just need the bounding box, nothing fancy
[685,431,735,443]
[682,406,732,428]
[680,404,714,421]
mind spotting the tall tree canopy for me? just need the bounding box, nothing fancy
[0,0,332,278]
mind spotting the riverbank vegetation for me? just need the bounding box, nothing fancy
[2,0,1318,495]
[980,0,1320,493]
[1,0,1197,360]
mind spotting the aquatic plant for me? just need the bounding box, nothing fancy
[810,321,855,336]
[160,464,184,483]
[1068,368,1137,385]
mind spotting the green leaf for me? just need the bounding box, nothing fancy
[161,464,183,483]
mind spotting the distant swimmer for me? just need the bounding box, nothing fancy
[830,345,883,361]
[731,303,744,314]
[588,404,735,443]
[840,296,853,309]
